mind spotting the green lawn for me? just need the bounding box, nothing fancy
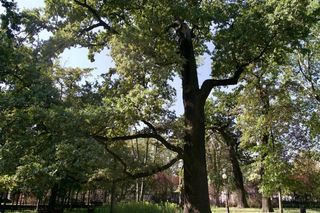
[66,202,180,213]
[8,205,320,213]
[212,208,320,213]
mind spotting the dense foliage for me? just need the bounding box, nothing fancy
[0,0,319,213]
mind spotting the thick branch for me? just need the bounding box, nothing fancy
[141,120,157,133]
[73,0,118,34]
[79,22,105,34]
[201,65,245,100]
[200,37,274,101]
[125,155,181,179]
[94,137,182,181]
[92,132,183,155]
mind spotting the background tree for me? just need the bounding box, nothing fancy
[205,92,249,208]
[290,151,320,202]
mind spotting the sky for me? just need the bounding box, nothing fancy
[11,0,213,116]
[15,1,114,78]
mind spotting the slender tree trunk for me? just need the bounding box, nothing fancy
[74,191,79,208]
[87,190,90,206]
[60,193,66,213]
[208,140,221,207]
[3,191,7,211]
[212,147,220,206]
[261,135,274,213]
[135,180,139,202]
[139,178,145,201]
[81,192,85,206]
[139,139,149,202]
[19,194,23,206]
[14,193,18,206]
[258,87,274,213]
[278,190,283,213]
[178,170,184,207]
[67,189,72,208]
[104,190,108,203]
[262,197,273,212]
[179,22,211,213]
[0,192,4,212]
[36,199,40,212]
[110,181,116,213]
[48,183,59,213]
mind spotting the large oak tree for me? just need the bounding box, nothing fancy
[39,0,320,212]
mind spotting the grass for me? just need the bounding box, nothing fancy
[211,208,320,213]
[65,202,181,213]
[9,211,35,213]
[8,203,320,213]
[65,204,320,213]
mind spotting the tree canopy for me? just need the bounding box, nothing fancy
[0,0,319,212]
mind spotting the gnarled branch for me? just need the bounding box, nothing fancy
[79,22,105,34]
[93,136,182,181]
[200,65,246,101]
[141,119,157,133]
[73,0,118,34]
[200,36,275,101]
[92,132,183,155]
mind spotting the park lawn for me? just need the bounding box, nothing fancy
[66,202,181,213]
[9,205,320,213]
[212,208,320,213]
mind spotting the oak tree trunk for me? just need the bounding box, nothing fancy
[179,22,211,213]
[183,104,211,213]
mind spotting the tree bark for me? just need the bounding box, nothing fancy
[262,197,273,212]
[36,199,40,212]
[110,181,116,213]
[230,153,248,208]
[135,180,139,202]
[183,104,211,213]
[229,144,248,208]
[259,86,274,213]
[278,190,283,213]
[211,144,221,207]
[178,22,211,213]
[139,178,145,201]
[48,183,59,213]
[139,139,149,201]
[260,145,274,213]
[219,128,248,208]
[87,190,90,206]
